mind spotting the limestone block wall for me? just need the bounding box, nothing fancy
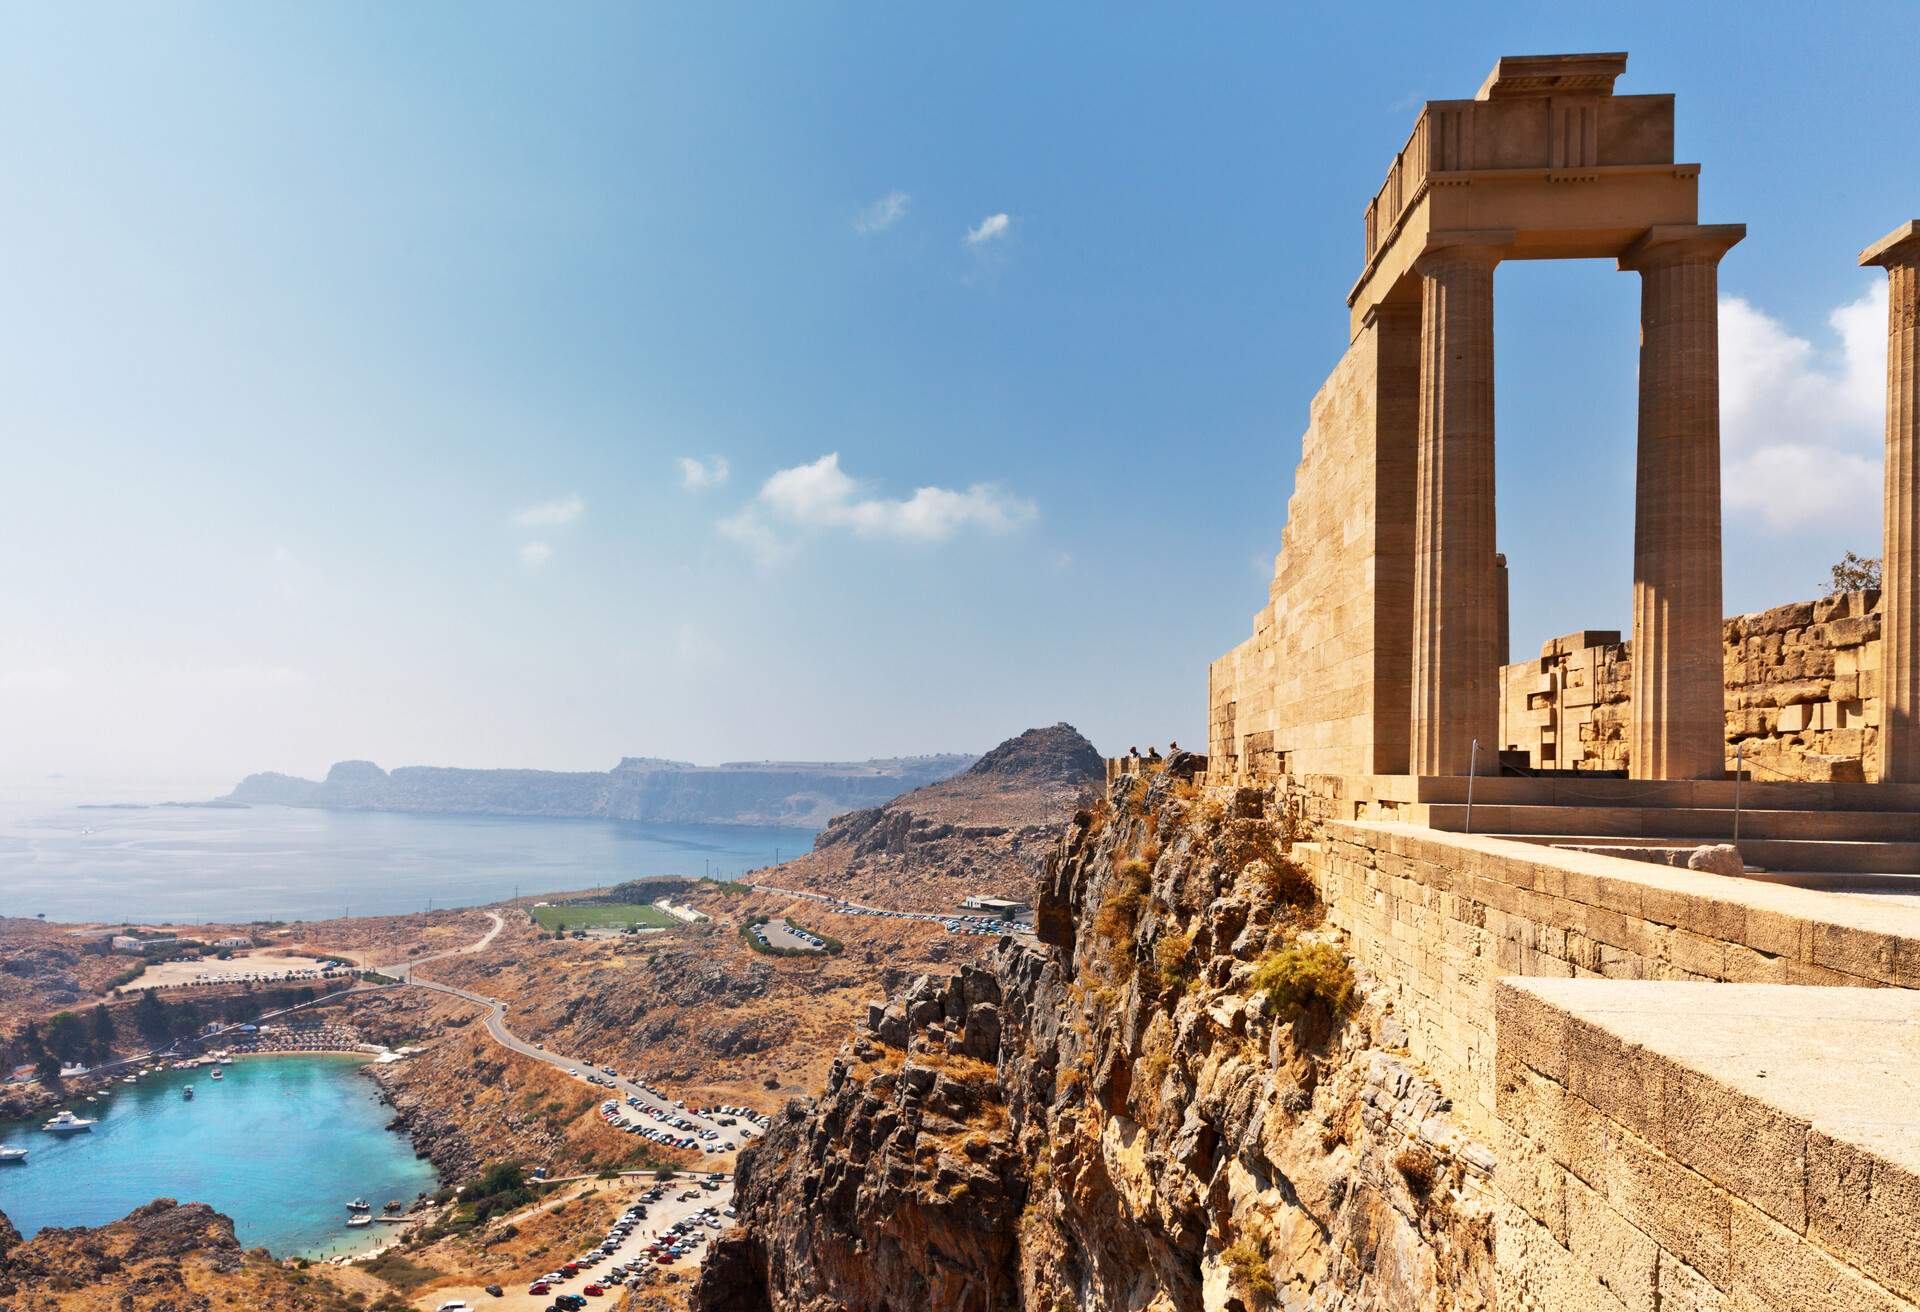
[1500,588,1884,781]
[1209,308,1417,780]
[1307,818,1920,1137]
[1496,979,1920,1311]
[1301,815,1920,1309]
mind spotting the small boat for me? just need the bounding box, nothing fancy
[0,1145,26,1163]
[41,1110,97,1134]
[210,1068,223,1081]
[383,1199,403,1212]
[121,1076,136,1084]
[347,1197,371,1212]
[345,1214,372,1228]
[182,1086,194,1100]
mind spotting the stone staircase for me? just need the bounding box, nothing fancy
[1383,776,1920,883]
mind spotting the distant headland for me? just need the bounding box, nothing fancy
[217,753,976,828]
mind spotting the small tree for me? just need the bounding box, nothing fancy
[1830,551,1882,596]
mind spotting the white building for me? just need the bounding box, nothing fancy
[214,936,252,949]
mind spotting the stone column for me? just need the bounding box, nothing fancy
[1620,224,1745,781]
[1411,238,1503,776]
[1862,222,1920,781]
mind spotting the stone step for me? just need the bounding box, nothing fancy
[1420,802,1920,842]
[1493,831,1920,875]
[1403,775,1920,813]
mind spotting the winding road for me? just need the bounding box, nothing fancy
[381,911,748,1151]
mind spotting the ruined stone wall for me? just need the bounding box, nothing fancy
[1500,588,1884,781]
[1306,814,1920,1309]
[1307,818,1920,1137]
[1209,309,1417,780]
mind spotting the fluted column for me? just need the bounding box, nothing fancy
[1862,222,1920,781]
[1411,238,1502,776]
[1620,224,1744,780]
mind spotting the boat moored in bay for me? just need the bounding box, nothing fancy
[41,1110,97,1135]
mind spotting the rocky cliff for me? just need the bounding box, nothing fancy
[696,766,1495,1311]
[0,1199,354,1311]
[769,724,1105,911]
[225,752,974,828]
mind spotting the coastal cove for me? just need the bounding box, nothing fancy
[0,1055,437,1259]
[0,795,818,923]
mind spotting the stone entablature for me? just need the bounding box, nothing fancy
[1500,589,1884,781]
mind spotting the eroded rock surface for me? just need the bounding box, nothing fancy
[698,772,1496,1311]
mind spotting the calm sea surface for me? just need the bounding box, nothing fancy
[0,1056,437,1258]
[0,783,817,923]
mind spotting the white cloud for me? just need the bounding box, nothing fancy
[855,191,910,235]
[1719,284,1885,530]
[678,455,731,489]
[519,541,554,569]
[718,453,1036,564]
[965,212,1011,246]
[512,495,586,528]
[0,667,75,692]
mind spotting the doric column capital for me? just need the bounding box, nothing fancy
[1360,298,1420,332]
[1414,229,1511,277]
[1861,221,1920,271]
[1618,223,1746,273]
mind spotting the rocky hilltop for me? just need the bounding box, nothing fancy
[696,765,1494,1311]
[769,723,1105,910]
[226,751,974,828]
[0,1198,353,1311]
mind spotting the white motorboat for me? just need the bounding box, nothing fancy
[0,1145,26,1163]
[42,1110,97,1134]
[210,1067,223,1081]
[347,1197,371,1211]
[346,1214,372,1228]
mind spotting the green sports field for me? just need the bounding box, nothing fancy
[530,902,679,931]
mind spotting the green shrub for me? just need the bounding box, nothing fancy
[1251,941,1355,1021]
[1222,1235,1277,1307]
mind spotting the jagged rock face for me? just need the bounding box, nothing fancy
[775,724,1105,912]
[699,773,1496,1311]
[967,723,1107,786]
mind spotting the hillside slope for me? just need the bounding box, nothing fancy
[768,723,1104,910]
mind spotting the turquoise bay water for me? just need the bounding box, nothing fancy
[0,787,817,923]
[0,1056,437,1258]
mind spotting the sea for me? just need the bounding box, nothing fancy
[0,1055,438,1258]
[0,777,819,924]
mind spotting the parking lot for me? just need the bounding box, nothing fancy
[750,919,826,952]
[419,1176,736,1311]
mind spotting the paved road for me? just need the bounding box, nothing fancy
[390,912,750,1154]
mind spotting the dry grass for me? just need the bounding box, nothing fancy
[1395,1145,1438,1201]
[1222,1235,1278,1307]
[1251,941,1355,1022]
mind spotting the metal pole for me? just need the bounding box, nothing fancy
[1733,742,1743,848]
[1466,739,1478,835]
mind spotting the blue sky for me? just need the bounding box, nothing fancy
[2,2,1913,783]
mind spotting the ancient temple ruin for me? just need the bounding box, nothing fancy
[1210,52,1757,782]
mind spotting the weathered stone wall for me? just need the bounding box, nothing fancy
[1307,817,1920,1309]
[1500,588,1884,781]
[1210,309,1418,780]
[1496,979,1920,1311]
[1308,819,1920,1136]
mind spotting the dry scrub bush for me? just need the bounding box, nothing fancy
[1222,1235,1278,1308]
[1394,1145,1438,1201]
[1094,857,1153,975]
[1150,929,1193,996]
[1251,941,1355,1022]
